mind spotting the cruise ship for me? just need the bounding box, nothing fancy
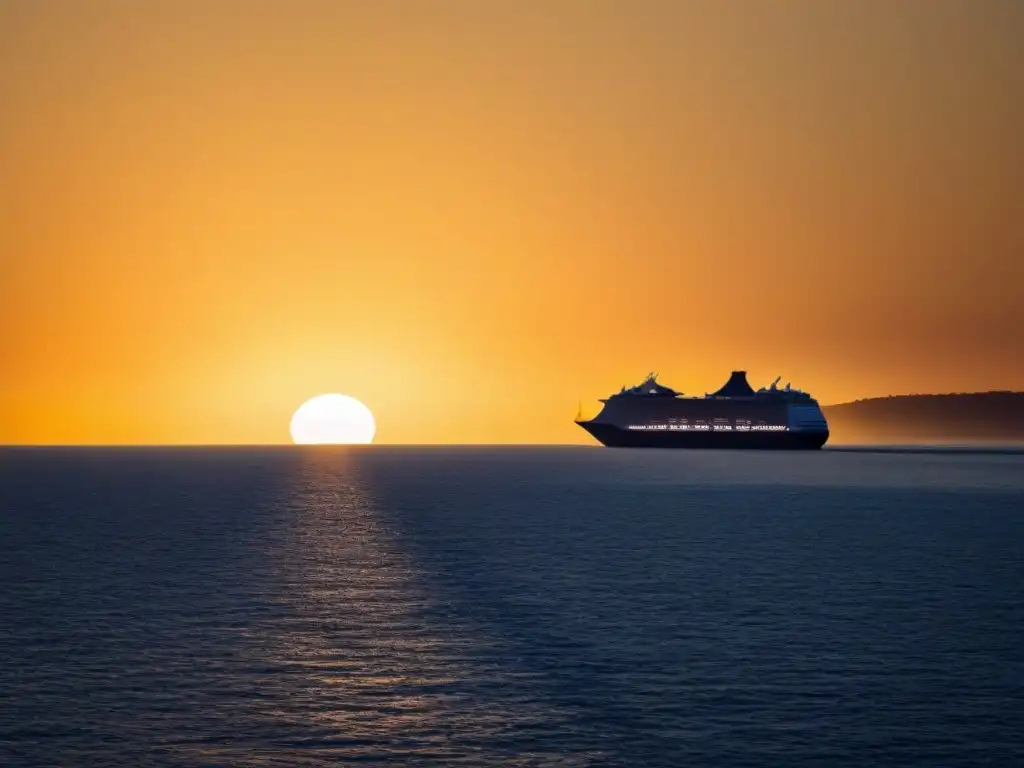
[576,371,829,449]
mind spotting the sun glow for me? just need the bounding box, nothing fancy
[290,394,376,445]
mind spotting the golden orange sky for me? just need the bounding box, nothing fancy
[2,0,1022,444]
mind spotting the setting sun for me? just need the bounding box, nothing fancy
[289,394,376,445]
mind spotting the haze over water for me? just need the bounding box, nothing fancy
[2,446,1022,766]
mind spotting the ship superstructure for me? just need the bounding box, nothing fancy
[576,371,829,449]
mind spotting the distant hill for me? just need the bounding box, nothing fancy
[823,392,1024,444]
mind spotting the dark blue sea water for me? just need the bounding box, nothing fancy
[2,446,1023,767]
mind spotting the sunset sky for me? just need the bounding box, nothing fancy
[2,0,1022,444]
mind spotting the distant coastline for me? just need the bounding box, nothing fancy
[823,392,1024,444]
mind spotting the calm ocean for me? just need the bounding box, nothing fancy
[2,446,1022,767]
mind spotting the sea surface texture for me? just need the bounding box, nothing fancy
[2,446,1023,767]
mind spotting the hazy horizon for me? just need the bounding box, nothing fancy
[6,386,1024,447]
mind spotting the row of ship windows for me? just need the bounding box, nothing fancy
[646,418,784,427]
[638,418,777,425]
[626,424,788,432]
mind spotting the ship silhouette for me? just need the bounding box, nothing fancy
[576,371,829,450]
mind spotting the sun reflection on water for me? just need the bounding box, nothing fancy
[202,449,591,765]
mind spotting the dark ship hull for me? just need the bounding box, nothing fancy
[577,421,829,450]
[577,370,830,450]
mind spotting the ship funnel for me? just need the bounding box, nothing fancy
[711,370,756,398]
